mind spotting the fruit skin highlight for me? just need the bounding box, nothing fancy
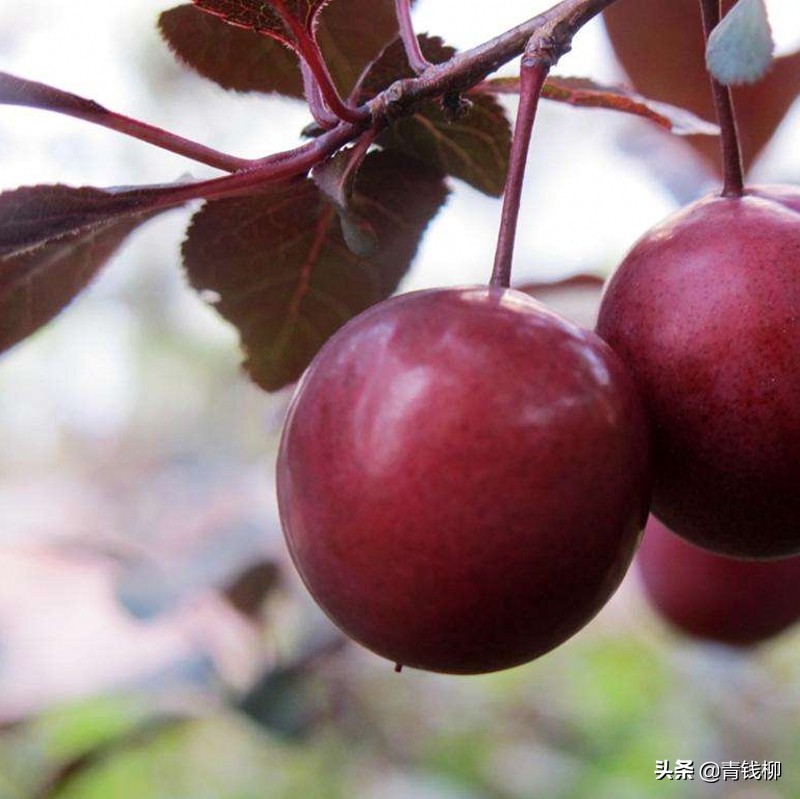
[638,516,800,646]
[596,188,800,560]
[277,286,652,674]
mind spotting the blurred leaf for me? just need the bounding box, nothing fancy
[357,36,511,196]
[223,560,282,619]
[515,274,604,330]
[238,667,319,740]
[604,0,800,172]
[483,76,719,136]
[706,0,773,85]
[114,561,180,621]
[184,149,448,391]
[34,715,188,799]
[750,184,800,214]
[0,187,166,355]
[115,520,271,621]
[237,634,344,740]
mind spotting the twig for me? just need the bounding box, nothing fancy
[0,72,252,172]
[395,0,432,74]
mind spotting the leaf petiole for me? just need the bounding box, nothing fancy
[0,72,252,172]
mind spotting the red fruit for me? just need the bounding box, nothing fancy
[277,287,652,674]
[596,188,800,559]
[638,516,800,645]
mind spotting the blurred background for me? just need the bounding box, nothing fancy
[1,1,800,796]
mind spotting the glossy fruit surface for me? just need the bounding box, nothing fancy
[638,516,800,645]
[277,286,652,674]
[596,188,800,559]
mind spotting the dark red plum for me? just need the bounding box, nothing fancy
[277,286,651,674]
[638,516,800,645]
[597,188,800,559]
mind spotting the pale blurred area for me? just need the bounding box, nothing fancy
[1,1,800,797]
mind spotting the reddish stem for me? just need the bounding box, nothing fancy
[0,72,252,172]
[277,3,369,124]
[148,122,359,207]
[395,0,432,74]
[301,62,339,129]
[699,0,744,196]
[490,57,550,288]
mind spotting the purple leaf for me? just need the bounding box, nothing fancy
[183,150,448,390]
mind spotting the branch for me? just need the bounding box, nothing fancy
[171,0,619,195]
[369,0,618,120]
[0,72,252,172]
[2,0,619,194]
[139,121,360,209]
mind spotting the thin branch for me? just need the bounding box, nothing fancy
[395,0,432,74]
[139,121,360,209]
[370,0,618,120]
[0,72,253,172]
[699,0,744,196]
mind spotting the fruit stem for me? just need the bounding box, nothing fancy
[395,0,432,75]
[490,53,551,288]
[699,0,745,197]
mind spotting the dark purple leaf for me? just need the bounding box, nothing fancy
[0,184,184,258]
[0,185,179,355]
[160,1,405,98]
[190,0,331,48]
[183,150,448,390]
[0,214,154,355]
[357,36,511,196]
[159,6,304,96]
